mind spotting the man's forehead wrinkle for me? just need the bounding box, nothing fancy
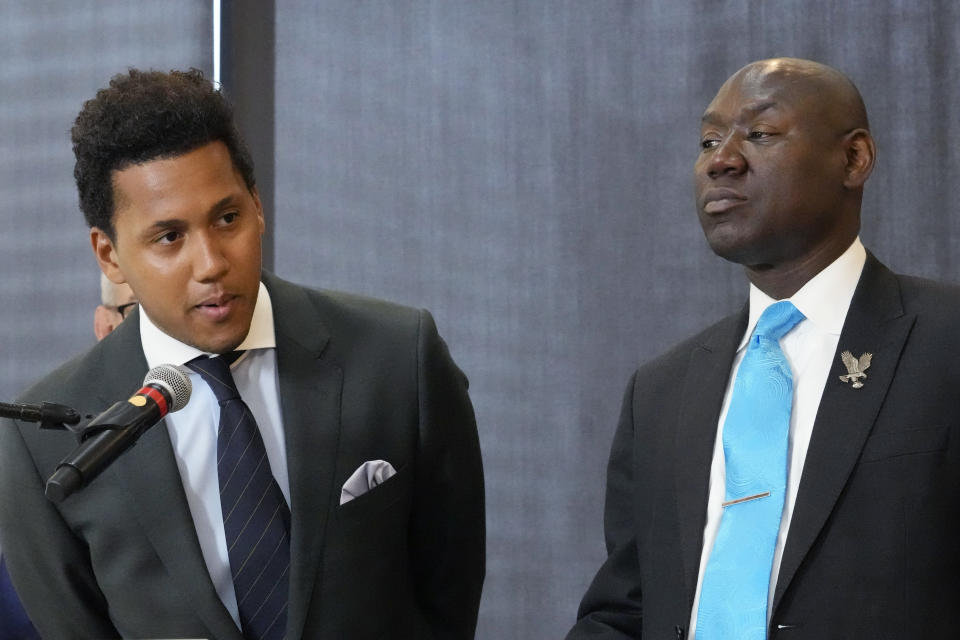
[701,76,780,125]
[764,69,867,133]
[704,58,869,137]
[767,65,864,119]
[727,66,850,135]
[701,101,779,128]
[733,58,865,108]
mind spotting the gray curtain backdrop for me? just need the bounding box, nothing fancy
[2,2,960,639]
[270,2,960,638]
[0,1,212,398]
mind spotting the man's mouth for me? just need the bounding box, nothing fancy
[702,188,747,214]
[193,294,237,321]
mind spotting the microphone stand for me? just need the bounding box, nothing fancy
[1,400,128,503]
[0,401,82,431]
[0,401,121,444]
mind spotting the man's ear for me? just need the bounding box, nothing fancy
[90,227,126,284]
[842,128,876,189]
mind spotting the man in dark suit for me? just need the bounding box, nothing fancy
[568,58,960,639]
[0,69,484,638]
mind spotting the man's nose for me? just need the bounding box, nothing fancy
[191,234,230,281]
[706,135,747,178]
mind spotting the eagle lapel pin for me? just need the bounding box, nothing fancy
[839,350,872,389]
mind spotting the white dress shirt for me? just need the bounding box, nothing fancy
[688,238,867,638]
[139,281,288,628]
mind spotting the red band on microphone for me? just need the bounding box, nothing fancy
[137,385,169,416]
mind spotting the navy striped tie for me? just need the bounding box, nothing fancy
[187,354,290,640]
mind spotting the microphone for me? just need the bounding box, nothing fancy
[45,364,192,503]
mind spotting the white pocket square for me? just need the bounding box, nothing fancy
[339,459,397,505]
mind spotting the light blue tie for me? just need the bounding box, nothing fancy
[696,300,805,640]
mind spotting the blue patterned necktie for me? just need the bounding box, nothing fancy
[696,300,805,640]
[187,354,290,640]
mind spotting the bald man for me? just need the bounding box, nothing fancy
[569,58,960,639]
[94,273,137,340]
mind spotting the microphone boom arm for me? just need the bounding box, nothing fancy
[0,401,82,430]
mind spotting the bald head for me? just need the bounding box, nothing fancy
[695,58,876,298]
[709,58,870,139]
[100,272,135,308]
[95,273,137,341]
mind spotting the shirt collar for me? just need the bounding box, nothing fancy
[738,237,867,350]
[140,281,276,368]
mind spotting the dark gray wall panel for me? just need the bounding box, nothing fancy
[221,0,276,271]
[0,1,211,400]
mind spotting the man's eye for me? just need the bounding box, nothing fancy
[221,211,239,224]
[748,130,773,139]
[156,231,181,244]
[701,138,720,149]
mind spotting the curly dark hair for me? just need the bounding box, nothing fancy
[71,68,256,239]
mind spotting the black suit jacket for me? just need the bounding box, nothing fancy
[569,254,960,639]
[0,273,485,639]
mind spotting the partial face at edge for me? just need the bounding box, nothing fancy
[91,141,264,354]
[693,63,855,270]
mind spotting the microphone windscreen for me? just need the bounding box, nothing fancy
[143,364,192,412]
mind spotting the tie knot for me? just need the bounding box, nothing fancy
[753,300,805,342]
[186,353,242,404]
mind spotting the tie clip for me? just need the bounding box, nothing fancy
[721,491,770,508]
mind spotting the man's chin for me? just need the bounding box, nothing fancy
[704,236,752,265]
[172,320,250,355]
[702,228,775,267]
[189,333,246,355]
[180,305,255,354]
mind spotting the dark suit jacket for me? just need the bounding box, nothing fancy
[568,254,960,639]
[0,273,485,639]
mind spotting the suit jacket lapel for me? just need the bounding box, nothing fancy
[675,307,747,607]
[104,315,242,638]
[773,254,915,612]
[263,273,343,640]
